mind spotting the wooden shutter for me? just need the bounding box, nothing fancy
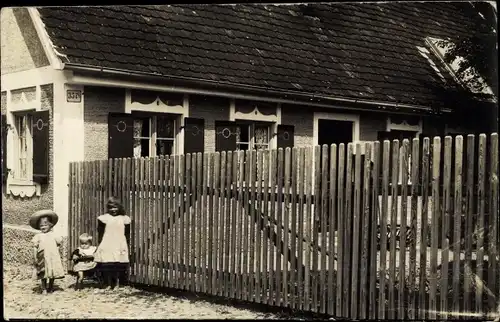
[215,121,237,152]
[32,110,49,184]
[184,117,204,154]
[277,125,294,150]
[2,115,8,183]
[108,113,134,159]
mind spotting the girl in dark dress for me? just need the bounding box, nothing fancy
[94,197,131,290]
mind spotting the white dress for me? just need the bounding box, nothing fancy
[94,214,131,263]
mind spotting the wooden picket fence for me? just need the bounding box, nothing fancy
[68,133,499,319]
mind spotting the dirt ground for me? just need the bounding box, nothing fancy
[3,263,280,320]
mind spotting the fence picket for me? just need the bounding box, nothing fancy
[320,145,329,314]
[248,150,257,301]
[399,140,409,320]
[419,137,430,319]
[255,150,263,303]
[236,151,245,300]
[488,133,498,310]
[268,149,276,306]
[351,143,362,319]
[343,143,354,316]
[297,148,305,311]
[276,148,284,307]
[379,140,390,319]
[408,138,419,319]
[152,157,158,286]
[224,151,233,297]
[369,142,380,319]
[217,152,226,295]
[304,146,313,312]
[195,153,202,292]
[388,140,400,319]
[138,158,145,283]
[328,144,337,316]
[182,154,190,290]
[230,151,238,298]
[201,153,209,294]
[173,155,181,288]
[290,147,298,310]
[476,134,486,315]
[212,153,221,295]
[312,146,321,313]
[261,150,270,304]
[283,148,291,308]
[132,158,139,281]
[453,136,463,316]
[168,156,175,288]
[161,155,171,287]
[207,153,215,294]
[337,144,345,317]
[429,137,441,320]
[360,143,371,319]
[440,136,452,319]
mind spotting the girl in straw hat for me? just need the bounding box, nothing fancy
[94,197,131,290]
[70,233,97,290]
[30,210,65,294]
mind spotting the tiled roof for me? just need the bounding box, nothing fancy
[38,3,479,108]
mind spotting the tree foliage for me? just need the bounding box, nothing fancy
[438,2,498,98]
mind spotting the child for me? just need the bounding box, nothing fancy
[94,197,131,290]
[70,233,97,290]
[29,210,65,294]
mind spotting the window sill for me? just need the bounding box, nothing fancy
[7,180,41,198]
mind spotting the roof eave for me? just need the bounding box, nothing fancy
[64,62,451,115]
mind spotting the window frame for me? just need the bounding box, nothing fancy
[235,121,272,151]
[132,113,178,158]
[12,112,34,182]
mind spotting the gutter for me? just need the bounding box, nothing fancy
[64,62,451,115]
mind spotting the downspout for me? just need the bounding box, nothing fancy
[64,63,449,115]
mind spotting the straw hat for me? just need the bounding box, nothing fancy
[29,210,58,230]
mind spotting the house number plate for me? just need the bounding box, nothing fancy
[67,90,82,103]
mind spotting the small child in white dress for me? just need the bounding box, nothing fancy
[70,233,97,290]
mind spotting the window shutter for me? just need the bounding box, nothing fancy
[184,117,205,154]
[32,110,50,184]
[2,115,8,183]
[108,113,134,159]
[215,121,237,152]
[277,124,294,150]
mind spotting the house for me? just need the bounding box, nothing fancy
[1,3,496,240]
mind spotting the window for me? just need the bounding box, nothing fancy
[235,122,271,151]
[132,114,176,158]
[14,113,32,180]
[426,37,494,95]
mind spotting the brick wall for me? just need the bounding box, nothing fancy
[2,84,54,226]
[281,104,314,147]
[83,86,125,161]
[1,8,49,75]
[188,94,230,153]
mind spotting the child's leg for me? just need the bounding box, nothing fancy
[114,271,120,289]
[41,279,48,294]
[76,271,84,290]
[47,278,55,292]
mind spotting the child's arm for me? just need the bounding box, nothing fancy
[97,219,105,245]
[71,249,80,262]
[125,223,131,249]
